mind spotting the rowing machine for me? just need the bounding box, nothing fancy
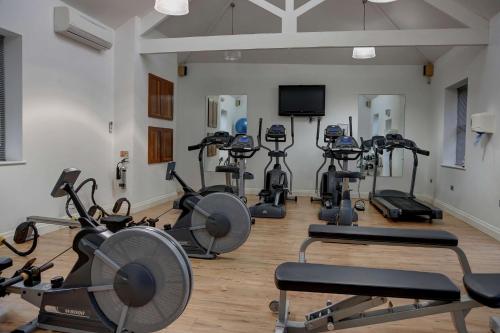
[3,168,192,333]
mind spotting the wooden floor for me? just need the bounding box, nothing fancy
[1,197,500,333]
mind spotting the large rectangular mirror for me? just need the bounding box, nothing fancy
[205,95,248,172]
[358,95,406,177]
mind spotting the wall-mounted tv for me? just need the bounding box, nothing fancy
[279,85,326,117]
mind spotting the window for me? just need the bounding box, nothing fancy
[0,35,5,161]
[455,85,467,167]
[442,80,468,169]
[0,29,23,164]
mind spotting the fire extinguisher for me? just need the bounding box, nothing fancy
[116,158,129,189]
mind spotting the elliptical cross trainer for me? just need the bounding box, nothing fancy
[250,117,297,219]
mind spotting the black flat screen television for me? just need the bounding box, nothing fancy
[279,85,326,117]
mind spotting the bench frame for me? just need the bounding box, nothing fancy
[271,229,493,333]
[274,290,480,333]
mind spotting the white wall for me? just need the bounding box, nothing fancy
[0,1,179,235]
[430,13,500,240]
[114,17,179,208]
[177,63,434,197]
[0,0,115,233]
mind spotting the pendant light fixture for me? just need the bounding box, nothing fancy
[224,2,242,62]
[352,0,376,60]
[154,0,189,16]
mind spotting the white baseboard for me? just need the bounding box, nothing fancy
[434,199,500,242]
[2,192,179,243]
[129,192,179,214]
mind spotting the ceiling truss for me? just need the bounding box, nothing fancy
[139,0,490,54]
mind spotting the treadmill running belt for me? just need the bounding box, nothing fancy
[384,197,430,214]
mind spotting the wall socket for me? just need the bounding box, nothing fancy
[450,185,455,191]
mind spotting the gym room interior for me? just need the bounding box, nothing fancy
[1,0,500,332]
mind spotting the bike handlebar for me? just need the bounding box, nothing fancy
[188,144,203,151]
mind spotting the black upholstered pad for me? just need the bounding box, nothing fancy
[215,166,240,174]
[308,225,458,247]
[275,263,460,302]
[0,257,13,271]
[100,215,133,225]
[464,274,500,308]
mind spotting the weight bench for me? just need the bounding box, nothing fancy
[299,225,471,274]
[270,225,500,332]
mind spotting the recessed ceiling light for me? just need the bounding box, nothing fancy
[368,0,398,3]
[352,47,377,59]
[154,0,189,16]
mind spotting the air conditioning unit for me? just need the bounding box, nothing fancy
[54,6,113,50]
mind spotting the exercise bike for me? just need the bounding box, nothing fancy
[250,117,297,219]
[164,162,252,259]
[219,134,260,202]
[324,117,364,226]
[1,168,192,333]
[187,131,237,196]
[310,119,344,213]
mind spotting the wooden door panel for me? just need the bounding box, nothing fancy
[148,73,174,120]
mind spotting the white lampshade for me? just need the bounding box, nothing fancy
[352,47,376,59]
[154,0,189,16]
[224,50,242,61]
[368,0,398,3]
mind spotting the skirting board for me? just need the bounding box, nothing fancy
[2,192,179,242]
[434,199,500,242]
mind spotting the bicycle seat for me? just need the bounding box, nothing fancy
[100,215,133,232]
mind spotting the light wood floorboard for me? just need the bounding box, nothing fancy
[1,197,499,332]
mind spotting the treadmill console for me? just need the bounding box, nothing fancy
[324,125,344,143]
[385,133,405,144]
[266,125,286,142]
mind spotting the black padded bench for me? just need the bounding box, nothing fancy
[300,225,471,275]
[309,225,458,247]
[275,262,460,302]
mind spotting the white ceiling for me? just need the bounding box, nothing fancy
[62,0,500,65]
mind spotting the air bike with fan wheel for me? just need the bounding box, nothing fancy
[164,162,252,259]
[1,168,192,333]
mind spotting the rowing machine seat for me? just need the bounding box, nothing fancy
[275,262,460,302]
[464,274,500,308]
[308,225,458,247]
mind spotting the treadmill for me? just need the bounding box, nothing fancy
[369,134,442,221]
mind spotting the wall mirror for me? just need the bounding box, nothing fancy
[205,95,248,172]
[358,95,406,177]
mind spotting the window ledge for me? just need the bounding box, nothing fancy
[441,164,466,171]
[0,160,27,166]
